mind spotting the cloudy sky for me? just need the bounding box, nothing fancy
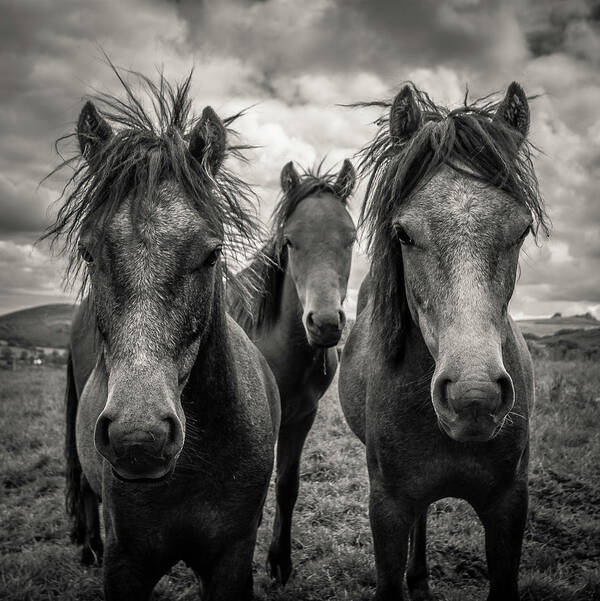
[1,0,599,318]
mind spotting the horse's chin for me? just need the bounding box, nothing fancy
[306,333,342,349]
[111,464,175,485]
[437,416,503,443]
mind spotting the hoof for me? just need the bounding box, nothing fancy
[408,581,435,601]
[266,550,293,586]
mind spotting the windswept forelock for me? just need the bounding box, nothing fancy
[42,65,262,299]
[272,160,351,238]
[353,83,549,246]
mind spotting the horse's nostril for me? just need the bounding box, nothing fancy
[432,376,452,411]
[497,373,515,412]
[164,416,181,448]
[96,415,112,452]
[306,311,344,332]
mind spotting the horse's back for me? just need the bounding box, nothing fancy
[338,300,371,444]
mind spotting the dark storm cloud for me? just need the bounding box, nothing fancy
[0,0,183,236]
[174,0,527,83]
[0,0,599,317]
[523,0,600,58]
[0,176,55,235]
[0,0,189,311]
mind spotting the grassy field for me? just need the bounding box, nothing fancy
[1,361,598,601]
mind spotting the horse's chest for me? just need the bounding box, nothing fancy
[368,393,527,504]
[271,352,336,424]
[171,489,261,544]
[103,410,274,552]
[374,439,522,505]
[105,457,269,549]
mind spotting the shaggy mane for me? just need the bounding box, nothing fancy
[42,64,262,300]
[352,82,549,360]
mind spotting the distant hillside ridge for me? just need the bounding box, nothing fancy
[518,313,599,337]
[523,327,600,361]
[0,304,76,349]
[549,311,598,321]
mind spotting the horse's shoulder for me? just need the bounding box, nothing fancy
[338,305,373,444]
[356,272,372,316]
[226,315,280,437]
[344,302,372,364]
[69,297,100,398]
[507,315,535,411]
[227,314,261,360]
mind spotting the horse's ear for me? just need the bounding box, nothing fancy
[77,101,112,160]
[280,161,300,195]
[189,106,227,175]
[334,159,356,201]
[390,85,421,141]
[494,82,530,140]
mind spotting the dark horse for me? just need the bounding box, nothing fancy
[228,160,356,583]
[340,82,549,601]
[45,71,280,600]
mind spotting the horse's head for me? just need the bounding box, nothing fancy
[54,78,256,481]
[278,161,356,347]
[364,83,546,442]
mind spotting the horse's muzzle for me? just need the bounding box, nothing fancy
[432,378,514,442]
[95,418,183,481]
[305,309,346,347]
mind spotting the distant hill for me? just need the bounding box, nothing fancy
[517,313,599,337]
[0,304,75,349]
[523,327,600,361]
[1,304,598,360]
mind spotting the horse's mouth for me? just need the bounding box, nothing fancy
[437,416,503,443]
[310,341,337,349]
[307,333,342,349]
[111,465,175,485]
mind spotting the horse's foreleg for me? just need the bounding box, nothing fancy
[103,536,163,601]
[267,410,317,585]
[370,483,414,601]
[406,510,433,601]
[202,534,256,601]
[476,479,528,601]
[80,476,103,565]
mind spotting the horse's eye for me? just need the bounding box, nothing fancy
[204,247,222,267]
[283,236,294,249]
[78,243,94,264]
[393,224,415,246]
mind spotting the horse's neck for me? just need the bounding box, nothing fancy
[384,313,435,380]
